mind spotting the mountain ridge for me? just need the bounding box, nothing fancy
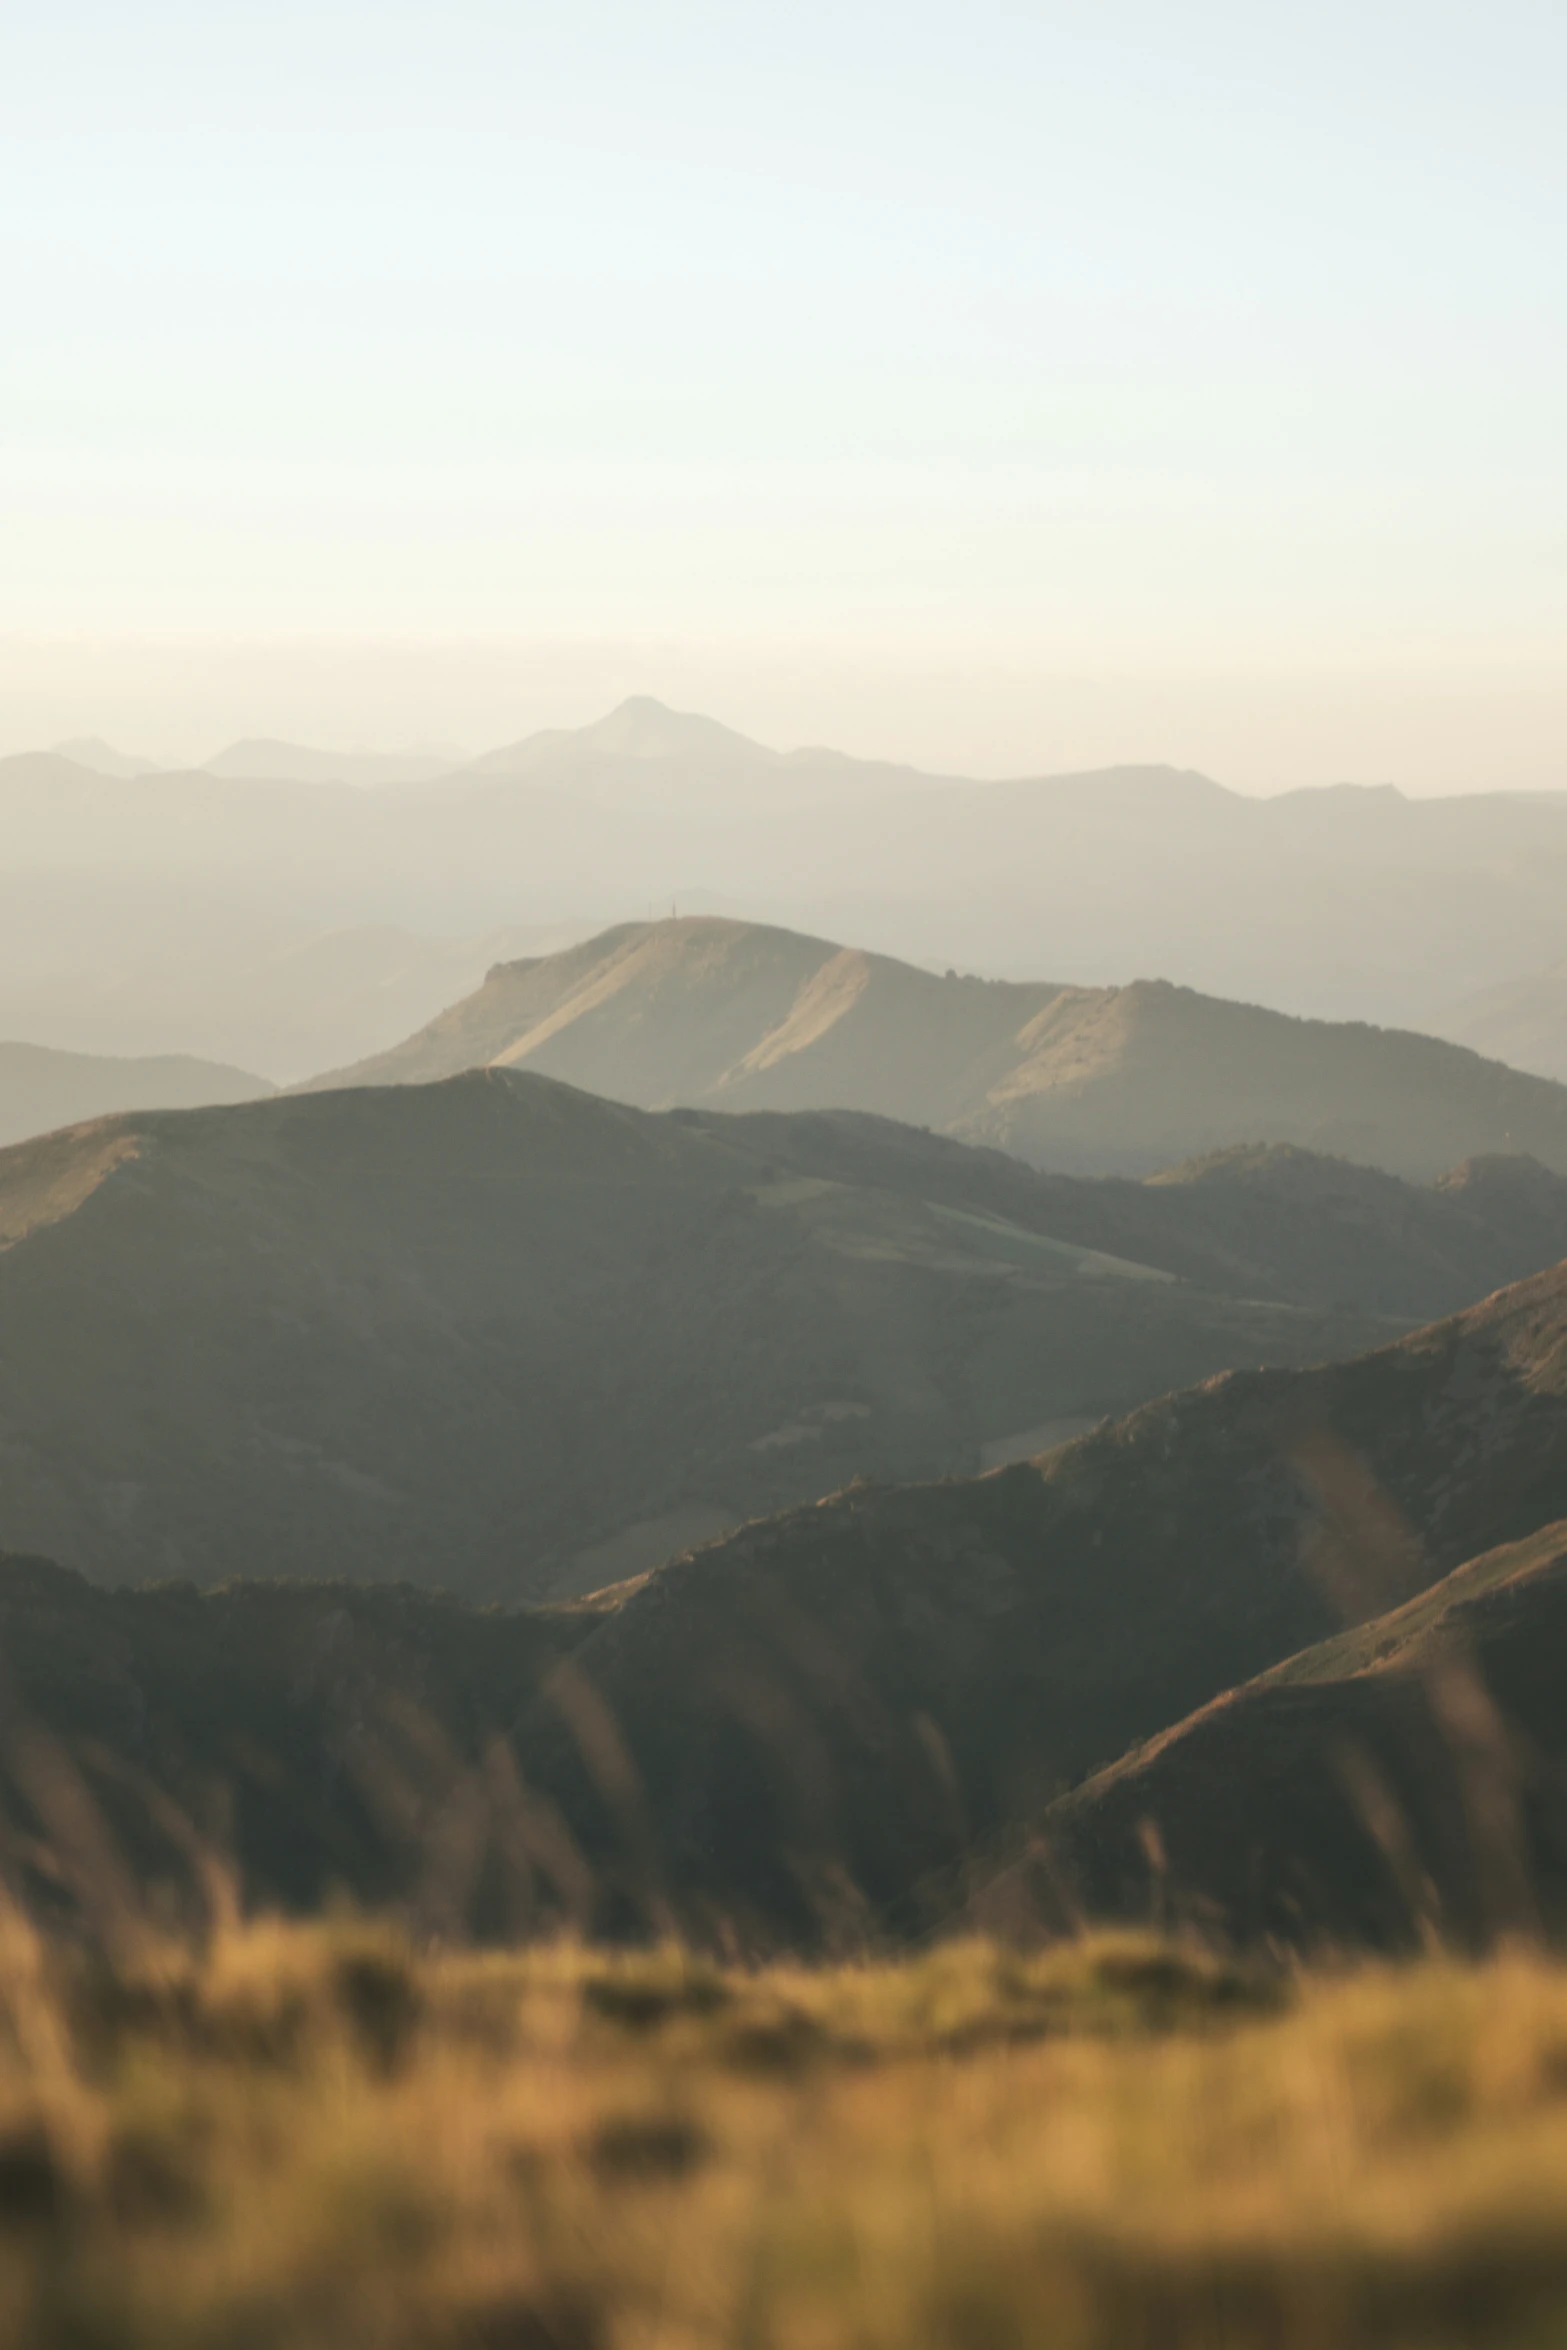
[0,1069,1400,1596]
[492,1254,1567,1936]
[306,916,1567,1181]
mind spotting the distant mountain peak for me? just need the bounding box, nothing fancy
[577,696,775,760]
[465,697,775,779]
[50,736,159,778]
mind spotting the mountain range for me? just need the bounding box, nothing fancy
[314,916,1567,1181]
[10,698,1567,1081]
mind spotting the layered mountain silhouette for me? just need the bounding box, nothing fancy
[0,1040,271,1150]
[7,1252,1567,1945]
[11,698,1567,1958]
[0,1073,1404,1597]
[15,702,1567,1075]
[311,917,1567,1180]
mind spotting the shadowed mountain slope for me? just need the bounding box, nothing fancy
[691,1118,1567,1321]
[1131,1145,1567,1317]
[0,1041,271,1150]
[0,1550,601,1928]
[494,1259,1567,1937]
[312,917,1567,1180]
[1020,1518,1567,1952]
[0,1074,1391,1598]
[7,1263,1567,1945]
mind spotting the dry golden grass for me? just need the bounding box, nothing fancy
[0,1915,1565,2347]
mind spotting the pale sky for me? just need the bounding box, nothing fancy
[3,0,1565,787]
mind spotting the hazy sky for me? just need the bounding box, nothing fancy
[3,0,1565,786]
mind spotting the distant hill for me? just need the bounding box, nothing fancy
[49,735,160,777]
[310,916,1567,1181]
[0,1074,1391,1597]
[1431,958,1567,1085]
[0,1040,271,1149]
[201,739,461,786]
[453,693,951,815]
[1024,1516,1567,1951]
[0,921,582,1088]
[677,1119,1567,1322]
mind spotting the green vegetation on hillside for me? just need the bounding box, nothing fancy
[3,1919,1567,2348]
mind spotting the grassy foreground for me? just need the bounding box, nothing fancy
[3,1919,1567,2347]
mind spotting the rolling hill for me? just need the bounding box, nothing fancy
[0,1040,271,1149]
[311,916,1567,1180]
[0,1074,1395,1598]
